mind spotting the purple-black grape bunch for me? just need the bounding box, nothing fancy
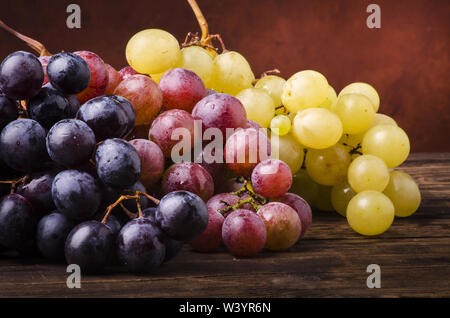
[0,50,211,274]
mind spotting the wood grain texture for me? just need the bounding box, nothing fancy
[0,153,449,298]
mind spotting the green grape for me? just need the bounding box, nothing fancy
[149,71,166,84]
[292,108,343,149]
[316,185,334,211]
[339,82,380,112]
[236,88,275,128]
[383,170,421,217]
[282,70,329,112]
[319,85,337,110]
[362,124,410,168]
[211,51,255,95]
[305,144,351,186]
[371,113,397,126]
[346,191,395,236]
[331,94,375,134]
[270,115,291,136]
[176,46,214,87]
[270,133,304,174]
[290,169,319,207]
[331,182,356,216]
[348,154,390,192]
[255,75,286,107]
[126,29,180,74]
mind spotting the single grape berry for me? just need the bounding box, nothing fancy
[0,194,37,251]
[47,52,91,95]
[52,170,101,220]
[0,119,47,172]
[155,191,208,242]
[222,209,266,257]
[251,159,293,198]
[76,96,129,142]
[273,193,312,239]
[108,95,136,137]
[0,51,44,100]
[46,119,96,167]
[65,221,115,273]
[190,208,224,253]
[117,217,166,273]
[74,51,109,104]
[95,138,141,188]
[36,212,77,260]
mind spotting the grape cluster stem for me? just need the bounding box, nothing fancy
[0,175,30,194]
[219,179,268,214]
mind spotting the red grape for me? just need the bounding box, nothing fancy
[272,193,312,238]
[104,64,121,95]
[257,202,301,251]
[192,93,247,136]
[159,68,206,112]
[206,193,240,214]
[114,74,162,126]
[162,162,214,201]
[190,208,224,252]
[129,139,165,188]
[222,209,266,257]
[74,51,108,104]
[39,55,51,85]
[149,109,195,158]
[251,159,292,198]
[118,66,138,81]
[224,128,271,177]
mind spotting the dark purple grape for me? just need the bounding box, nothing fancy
[190,207,224,252]
[76,96,128,142]
[0,118,47,172]
[192,93,247,136]
[28,86,72,130]
[142,207,156,221]
[52,170,101,220]
[162,162,214,201]
[159,68,206,112]
[155,190,208,242]
[46,119,96,167]
[36,212,77,260]
[47,52,91,95]
[0,194,37,250]
[16,169,59,218]
[0,51,44,100]
[117,217,166,273]
[222,209,266,257]
[108,95,136,137]
[0,95,18,131]
[104,214,122,236]
[95,138,141,188]
[65,220,115,273]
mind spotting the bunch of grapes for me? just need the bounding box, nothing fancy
[0,0,422,275]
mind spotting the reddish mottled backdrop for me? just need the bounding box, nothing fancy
[1,0,449,151]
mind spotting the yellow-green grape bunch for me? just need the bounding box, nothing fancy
[282,70,329,112]
[331,94,375,135]
[346,191,395,236]
[305,144,351,186]
[339,82,380,112]
[211,51,255,95]
[270,115,291,136]
[331,182,356,217]
[270,133,304,174]
[383,170,421,217]
[126,29,180,75]
[292,108,343,149]
[362,124,410,168]
[236,87,275,128]
[255,75,286,107]
[347,154,390,192]
[319,85,338,110]
[176,46,214,87]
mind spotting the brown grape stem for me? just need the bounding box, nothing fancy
[218,197,261,215]
[0,175,30,194]
[0,19,51,57]
[187,0,209,43]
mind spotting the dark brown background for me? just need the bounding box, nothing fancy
[1,0,449,152]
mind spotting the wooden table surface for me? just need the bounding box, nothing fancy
[0,152,449,298]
